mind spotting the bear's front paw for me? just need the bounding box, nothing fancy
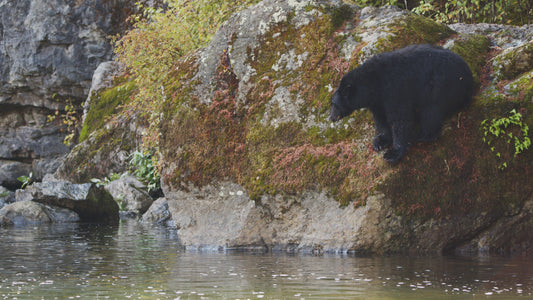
[383,148,406,163]
[373,134,392,151]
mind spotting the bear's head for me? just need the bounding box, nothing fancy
[329,75,359,122]
[329,90,351,122]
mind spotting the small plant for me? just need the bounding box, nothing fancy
[129,150,161,192]
[90,173,124,187]
[47,99,80,146]
[481,109,531,169]
[17,172,33,189]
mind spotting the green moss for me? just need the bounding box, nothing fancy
[448,34,490,87]
[505,71,533,100]
[492,41,533,81]
[79,80,136,142]
[386,14,455,50]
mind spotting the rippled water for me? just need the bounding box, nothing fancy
[0,221,532,299]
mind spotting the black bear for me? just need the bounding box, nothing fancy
[330,44,473,163]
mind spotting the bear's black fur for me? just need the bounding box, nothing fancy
[330,44,473,163]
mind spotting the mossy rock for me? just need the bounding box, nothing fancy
[79,80,136,142]
[493,41,533,80]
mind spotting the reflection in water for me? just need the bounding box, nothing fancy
[0,221,531,299]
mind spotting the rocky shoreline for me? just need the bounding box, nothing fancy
[1,0,532,256]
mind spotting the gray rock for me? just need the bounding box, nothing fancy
[0,201,79,225]
[15,179,118,222]
[0,124,70,161]
[0,185,14,208]
[492,40,533,80]
[449,23,533,49]
[0,0,129,108]
[166,182,401,253]
[141,197,174,226]
[0,160,32,189]
[105,175,153,218]
[31,155,65,181]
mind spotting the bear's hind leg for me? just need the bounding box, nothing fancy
[383,120,414,163]
[418,109,444,143]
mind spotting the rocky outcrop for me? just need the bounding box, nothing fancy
[35,0,533,255]
[166,182,402,253]
[153,1,532,254]
[0,0,134,190]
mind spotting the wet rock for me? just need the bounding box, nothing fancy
[167,182,404,253]
[0,201,79,225]
[453,198,533,255]
[0,215,13,226]
[141,197,174,227]
[104,175,153,218]
[15,179,118,222]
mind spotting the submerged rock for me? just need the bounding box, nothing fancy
[141,197,174,227]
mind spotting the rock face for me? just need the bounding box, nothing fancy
[167,182,401,253]
[0,0,133,189]
[0,0,129,108]
[153,0,532,254]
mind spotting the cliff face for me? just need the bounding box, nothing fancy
[0,0,133,188]
[37,0,533,254]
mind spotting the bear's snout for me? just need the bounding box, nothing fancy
[329,92,345,122]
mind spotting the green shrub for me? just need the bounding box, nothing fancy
[481,109,531,169]
[129,150,161,192]
[114,0,261,148]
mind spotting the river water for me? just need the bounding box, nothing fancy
[0,221,532,299]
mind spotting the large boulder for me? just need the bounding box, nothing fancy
[15,178,119,222]
[104,175,153,218]
[141,197,174,227]
[71,0,533,254]
[0,201,79,225]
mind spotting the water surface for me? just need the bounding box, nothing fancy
[0,221,532,299]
